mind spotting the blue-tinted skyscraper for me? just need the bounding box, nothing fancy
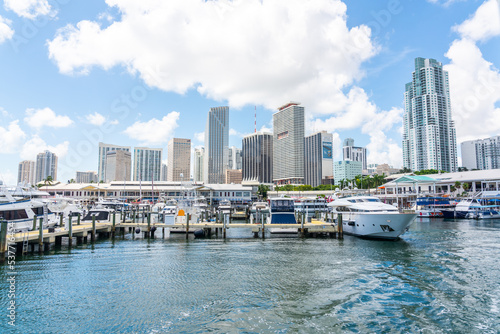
[204,106,229,184]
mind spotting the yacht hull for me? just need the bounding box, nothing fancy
[340,212,416,240]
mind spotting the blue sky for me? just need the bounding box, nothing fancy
[0,0,499,185]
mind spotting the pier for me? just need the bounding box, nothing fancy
[0,211,342,261]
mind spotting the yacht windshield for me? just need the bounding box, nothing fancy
[270,200,294,213]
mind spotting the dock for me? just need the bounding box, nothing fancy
[0,211,342,261]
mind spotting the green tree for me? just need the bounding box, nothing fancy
[257,184,270,199]
[399,167,412,173]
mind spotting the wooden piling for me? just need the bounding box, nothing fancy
[77,213,81,225]
[0,219,8,263]
[68,215,73,247]
[147,212,151,239]
[112,212,116,238]
[91,214,96,242]
[338,213,343,239]
[32,215,37,231]
[38,217,44,253]
[223,214,227,239]
[261,211,265,239]
[186,213,190,239]
[59,213,63,227]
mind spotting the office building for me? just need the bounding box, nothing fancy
[167,138,191,181]
[193,148,204,183]
[76,171,98,183]
[161,164,168,181]
[304,131,333,187]
[333,160,362,186]
[35,150,58,183]
[343,138,367,171]
[133,147,162,181]
[402,57,458,172]
[98,142,131,182]
[105,150,131,182]
[17,160,35,185]
[204,106,229,184]
[242,132,273,185]
[273,102,304,185]
[227,146,242,170]
[461,136,500,170]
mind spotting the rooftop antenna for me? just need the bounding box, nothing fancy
[254,106,257,133]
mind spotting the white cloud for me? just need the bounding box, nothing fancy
[0,121,27,153]
[47,0,377,115]
[0,16,14,44]
[124,112,180,145]
[20,135,69,160]
[4,0,54,19]
[194,132,205,143]
[0,107,8,117]
[452,0,500,42]
[86,112,106,126]
[24,107,73,129]
[0,169,17,187]
[229,128,244,137]
[445,0,500,143]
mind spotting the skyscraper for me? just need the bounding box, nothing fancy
[133,147,162,181]
[17,160,35,185]
[461,136,500,170]
[98,142,131,182]
[167,138,191,181]
[305,131,333,187]
[105,150,131,182]
[76,171,98,183]
[35,150,58,183]
[403,57,458,172]
[342,138,367,171]
[227,146,242,170]
[193,148,204,183]
[273,102,304,185]
[204,106,229,184]
[242,132,273,185]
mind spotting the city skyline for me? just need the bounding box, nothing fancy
[0,1,499,185]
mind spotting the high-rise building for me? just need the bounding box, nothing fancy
[35,150,58,183]
[167,138,191,181]
[227,146,242,170]
[76,171,98,183]
[461,136,500,170]
[204,106,229,184]
[133,147,162,181]
[305,131,333,187]
[193,148,204,183]
[161,164,168,181]
[343,138,367,171]
[17,160,35,185]
[98,142,131,182]
[402,57,458,172]
[105,150,131,182]
[333,160,362,186]
[273,102,304,185]
[242,132,273,185]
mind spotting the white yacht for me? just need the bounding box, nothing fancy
[250,201,270,216]
[328,196,417,240]
[81,208,115,224]
[218,200,232,214]
[267,197,298,234]
[154,199,178,224]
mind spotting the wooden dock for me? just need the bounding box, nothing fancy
[0,211,342,261]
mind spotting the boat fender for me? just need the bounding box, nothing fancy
[194,229,206,238]
[151,226,157,232]
[135,227,141,234]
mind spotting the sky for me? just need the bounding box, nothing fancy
[0,0,499,185]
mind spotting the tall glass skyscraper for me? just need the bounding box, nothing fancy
[273,102,304,185]
[242,132,273,185]
[305,131,333,187]
[403,57,457,172]
[204,106,229,184]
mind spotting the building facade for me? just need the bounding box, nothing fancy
[333,160,362,186]
[402,57,458,172]
[193,148,204,183]
[227,146,242,170]
[167,138,191,181]
[76,171,98,183]
[35,150,58,183]
[242,132,273,185]
[98,142,131,182]
[17,160,35,185]
[342,138,367,171]
[304,131,333,187]
[133,147,162,181]
[204,106,229,184]
[272,102,304,185]
[105,150,131,182]
[461,136,500,170]
[161,164,168,181]
[225,169,242,184]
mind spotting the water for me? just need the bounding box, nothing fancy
[1,219,499,333]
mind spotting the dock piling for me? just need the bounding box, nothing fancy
[32,215,37,231]
[68,215,73,247]
[338,213,343,239]
[91,214,96,242]
[112,212,116,238]
[38,218,44,253]
[0,219,8,263]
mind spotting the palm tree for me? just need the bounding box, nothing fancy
[43,176,53,192]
